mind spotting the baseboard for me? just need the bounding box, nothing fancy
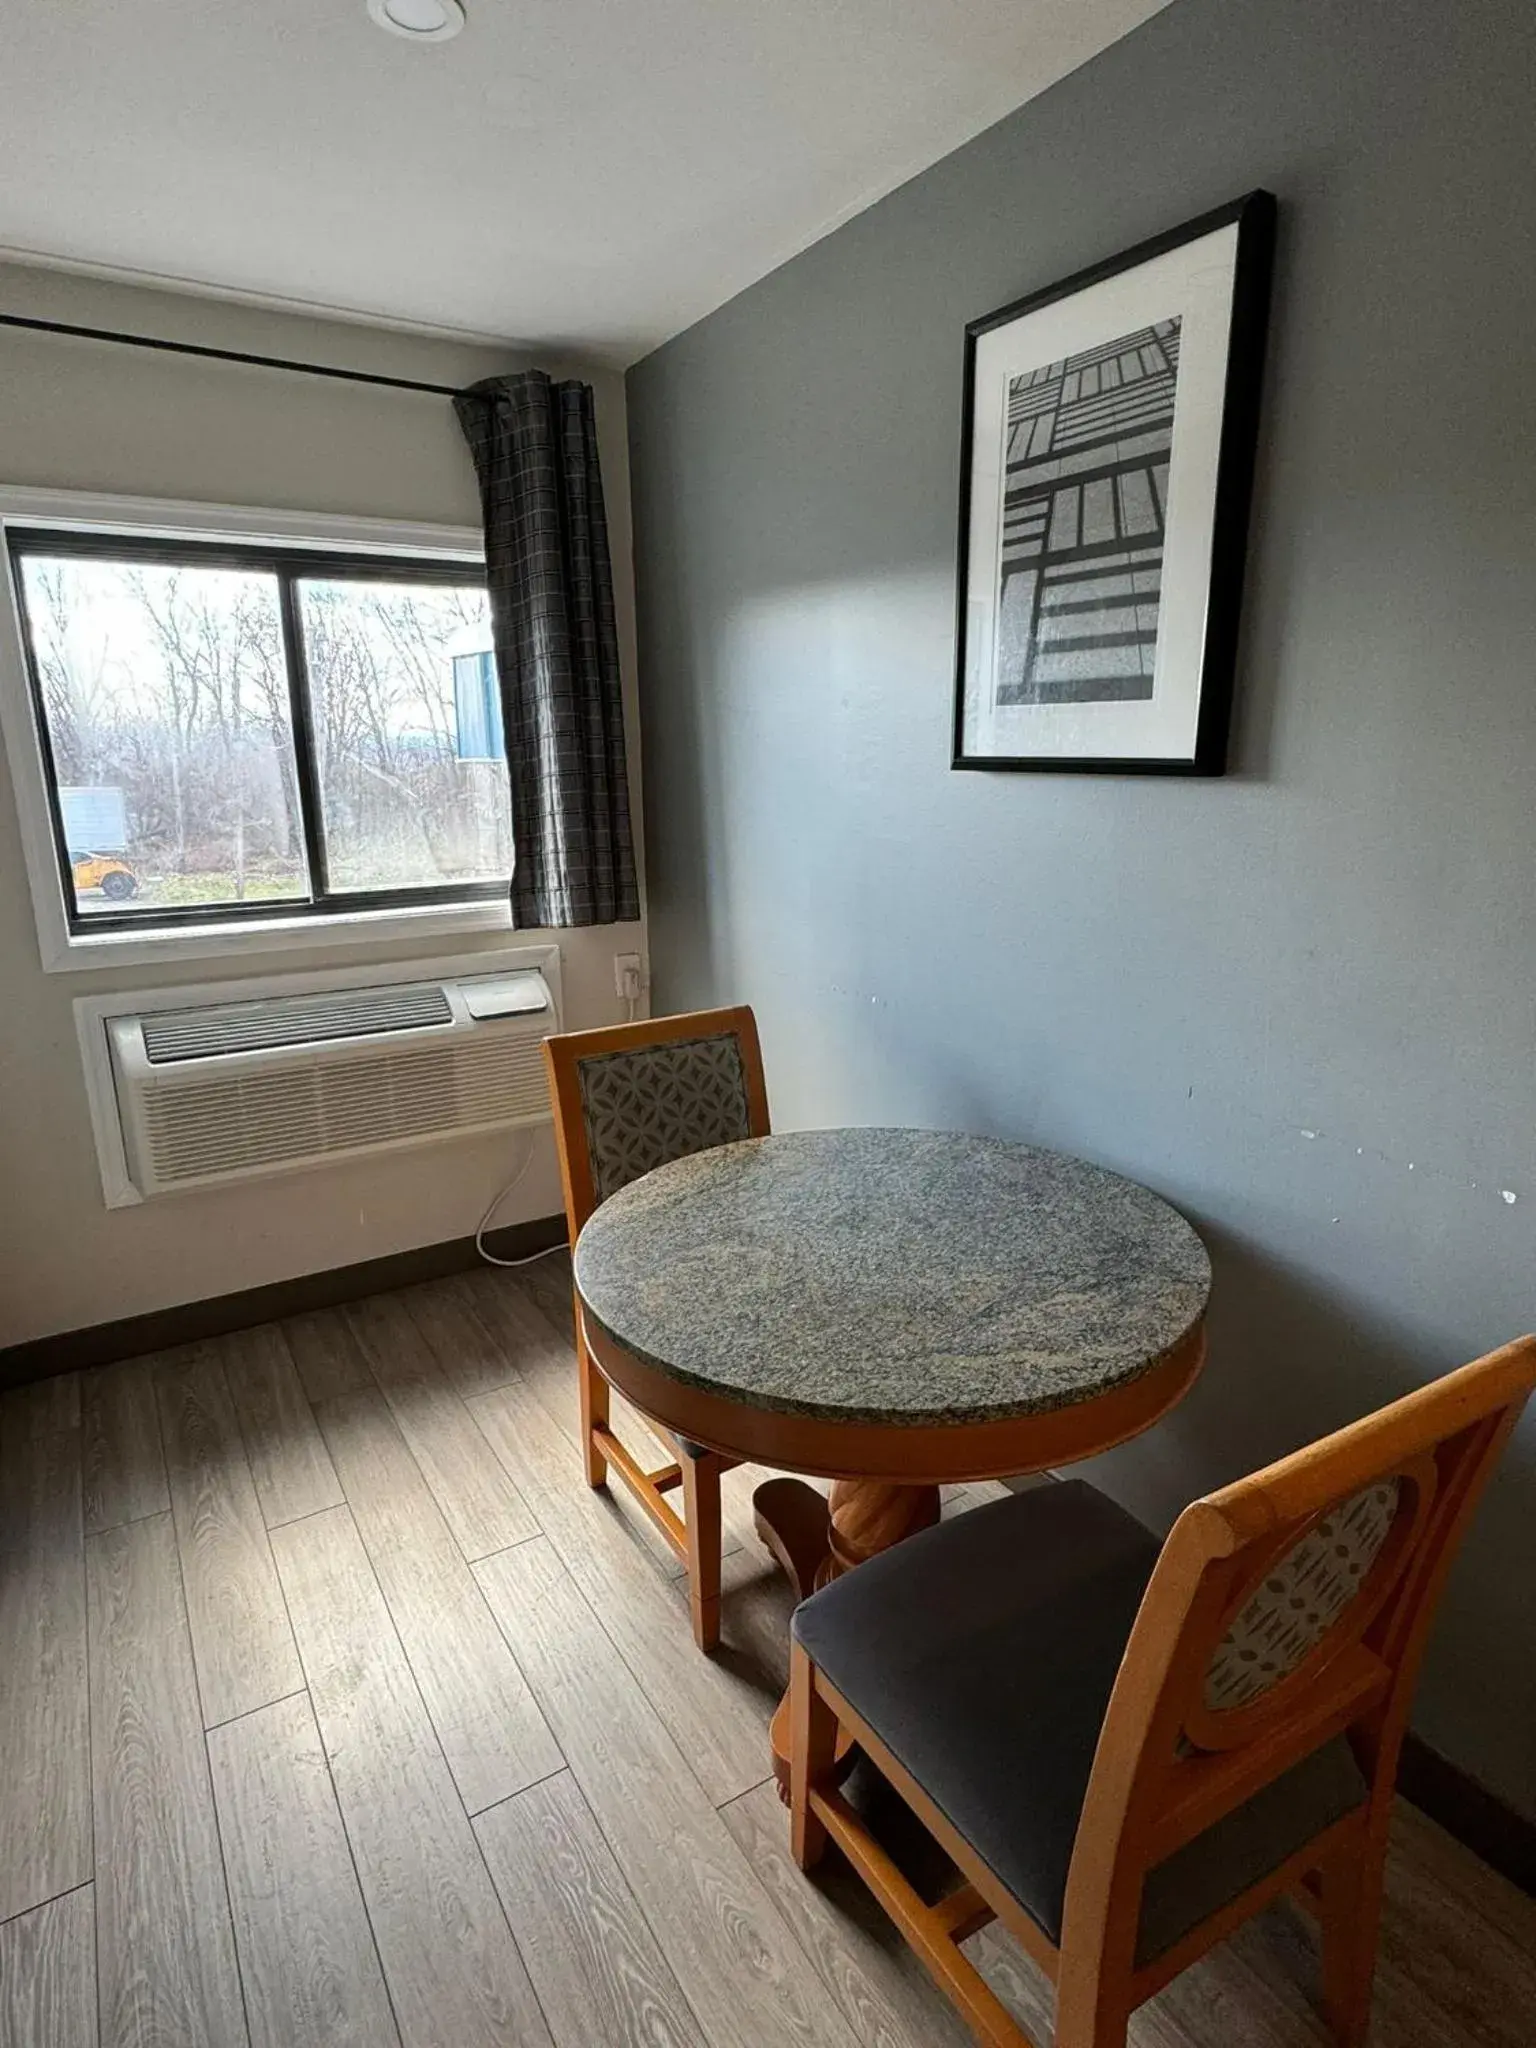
[0,1212,569,1387]
[1398,1733,1536,1898]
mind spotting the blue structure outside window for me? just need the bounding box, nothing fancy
[453,650,504,760]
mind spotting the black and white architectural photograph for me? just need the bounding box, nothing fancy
[997,318,1180,707]
[954,192,1274,773]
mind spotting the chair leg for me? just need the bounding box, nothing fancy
[1053,1967,1129,2048]
[1053,2008,1128,2048]
[788,1641,839,1871]
[1055,1911,1133,2048]
[577,1327,610,1489]
[1320,1830,1387,2048]
[679,1442,723,1653]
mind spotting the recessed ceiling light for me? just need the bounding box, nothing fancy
[367,0,465,42]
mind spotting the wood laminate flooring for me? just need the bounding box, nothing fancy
[2,1254,1533,2047]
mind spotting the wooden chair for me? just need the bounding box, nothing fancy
[789,1335,1536,2047]
[543,1005,771,1652]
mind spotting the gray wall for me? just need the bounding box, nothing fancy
[627,0,1536,1816]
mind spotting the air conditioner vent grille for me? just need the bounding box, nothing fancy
[140,1031,547,1184]
[141,983,453,1063]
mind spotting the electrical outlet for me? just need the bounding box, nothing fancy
[614,952,645,1002]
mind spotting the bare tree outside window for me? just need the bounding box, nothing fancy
[298,579,509,891]
[11,537,508,929]
[20,556,303,916]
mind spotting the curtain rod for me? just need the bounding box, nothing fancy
[0,310,466,398]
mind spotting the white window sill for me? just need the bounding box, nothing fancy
[42,894,514,975]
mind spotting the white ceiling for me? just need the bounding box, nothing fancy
[0,0,1167,365]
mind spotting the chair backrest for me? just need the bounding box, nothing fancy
[1062,1336,1536,1973]
[543,1005,771,1240]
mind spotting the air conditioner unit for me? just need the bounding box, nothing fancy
[100,961,557,1201]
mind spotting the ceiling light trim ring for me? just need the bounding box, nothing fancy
[367,0,466,44]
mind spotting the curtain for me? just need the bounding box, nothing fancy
[455,370,640,929]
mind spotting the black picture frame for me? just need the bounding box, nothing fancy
[951,190,1275,775]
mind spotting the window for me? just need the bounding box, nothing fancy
[6,527,510,936]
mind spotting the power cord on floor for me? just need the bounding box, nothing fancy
[474,1132,569,1268]
[477,990,637,1268]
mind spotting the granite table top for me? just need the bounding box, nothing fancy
[573,1128,1211,1428]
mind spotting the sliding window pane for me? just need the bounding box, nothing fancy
[297,578,510,893]
[16,555,307,918]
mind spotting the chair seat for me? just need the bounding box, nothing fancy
[791,1480,1368,1963]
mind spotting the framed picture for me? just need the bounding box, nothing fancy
[952,190,1275,774]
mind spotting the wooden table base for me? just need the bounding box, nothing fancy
[579,1292,1209,1794]
[756,1474,941,1792]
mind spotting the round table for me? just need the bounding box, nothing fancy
[574,1127,1211,1779]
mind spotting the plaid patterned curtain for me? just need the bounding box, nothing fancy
[455,371,640,929]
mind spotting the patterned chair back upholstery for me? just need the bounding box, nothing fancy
[1202,1479,1401,1711]
[1059,1335,1536,2012]
[575,1030,755,1204]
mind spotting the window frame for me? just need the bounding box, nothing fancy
[0,487,514,973]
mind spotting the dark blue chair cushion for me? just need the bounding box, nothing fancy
[791,1480,1367,1962]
